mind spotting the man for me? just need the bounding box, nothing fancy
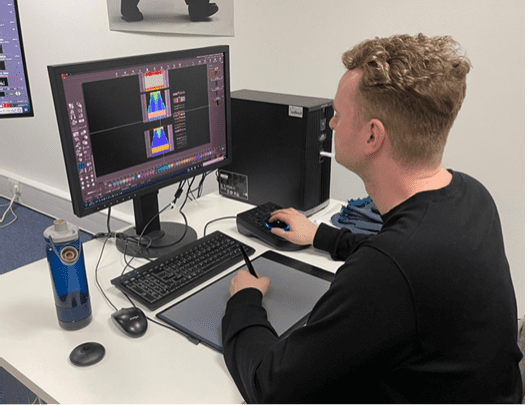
[222,34,523,403]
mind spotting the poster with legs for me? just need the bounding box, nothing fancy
[107,0,234,36]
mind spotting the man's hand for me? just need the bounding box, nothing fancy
[229,269,271,297]
[268,208,318,246]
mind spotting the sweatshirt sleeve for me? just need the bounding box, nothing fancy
[221,288,279,402]
[313,223,372,261]
[221,247,417,404]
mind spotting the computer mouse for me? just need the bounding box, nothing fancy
[69,342,105,367]
[263,214,290,231]
[111,307,148,338]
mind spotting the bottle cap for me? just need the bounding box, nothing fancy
[43,219,79,244]
[54,219,69,233]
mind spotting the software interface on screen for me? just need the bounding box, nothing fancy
[0,0,33,117]
[60,52,228,210]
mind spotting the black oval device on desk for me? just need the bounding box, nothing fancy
[70,342,105,366]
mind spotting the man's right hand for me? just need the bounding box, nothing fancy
[268,208,318,246]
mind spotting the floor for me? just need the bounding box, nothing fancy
[0,197,93,274]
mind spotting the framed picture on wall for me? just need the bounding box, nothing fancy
[107,0,234,36]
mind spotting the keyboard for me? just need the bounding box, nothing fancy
[236,202,310,251]
[110,231,255,311]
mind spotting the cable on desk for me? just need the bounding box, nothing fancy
[203,216,237,237]
[120,285,200,344]
[94,233,118,312]
[91,180,206,343]
[95,234,200,344]
[93,182,187,311]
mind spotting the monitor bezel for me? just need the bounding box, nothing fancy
[48,45,232,219]
[1,0,34,119]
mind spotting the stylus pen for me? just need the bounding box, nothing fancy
[239,244,257,277]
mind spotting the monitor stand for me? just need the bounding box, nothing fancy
[115,191,197,258]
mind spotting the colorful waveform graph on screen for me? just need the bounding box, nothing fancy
[147,91,168,121]
[150,126,171,157]
[143,70,166,92]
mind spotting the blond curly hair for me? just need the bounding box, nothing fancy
[342,34,471,164]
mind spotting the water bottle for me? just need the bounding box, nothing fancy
[43,219,92,330]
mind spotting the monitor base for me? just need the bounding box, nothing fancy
[116,222,197,259]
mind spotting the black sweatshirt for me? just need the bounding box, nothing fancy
[222,171,523,403]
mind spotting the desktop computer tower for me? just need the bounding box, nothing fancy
[219,89,334,216]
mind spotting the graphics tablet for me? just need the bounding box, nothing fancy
[157,250,334,352]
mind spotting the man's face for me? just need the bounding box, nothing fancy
[329,69,370,174]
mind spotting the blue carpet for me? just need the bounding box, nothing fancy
[0,197,93,275]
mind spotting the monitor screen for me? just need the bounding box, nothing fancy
[0,0,34,118]
[48,45,231,256]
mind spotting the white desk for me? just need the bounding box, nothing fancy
[1,193,342,403]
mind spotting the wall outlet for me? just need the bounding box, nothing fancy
[8,179,20,199]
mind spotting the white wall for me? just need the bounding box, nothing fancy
[0,0,524,313]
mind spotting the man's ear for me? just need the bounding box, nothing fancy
[365,119,386,155]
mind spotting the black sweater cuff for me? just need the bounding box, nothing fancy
[313,223,341,252]
[226,287,263,309]
[313,223,370,261]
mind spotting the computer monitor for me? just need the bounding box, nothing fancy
[48,45,231,257]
